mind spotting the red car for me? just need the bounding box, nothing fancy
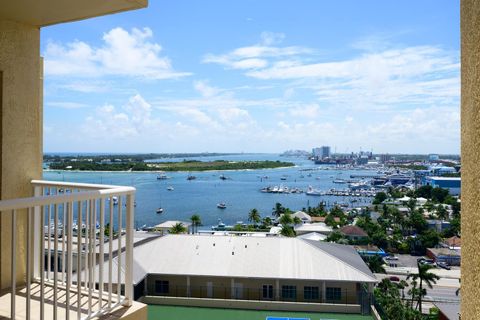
[389,276,400,282]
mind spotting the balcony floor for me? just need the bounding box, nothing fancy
[0,283,146,320]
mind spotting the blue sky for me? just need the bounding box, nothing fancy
[41,0,460,154]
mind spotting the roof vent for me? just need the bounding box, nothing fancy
[245,245,247,248]
[213,243,215,246]
[232,252,234,255]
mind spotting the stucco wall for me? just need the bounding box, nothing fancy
[145,274,361,304]
[461,0,480,319]
[0,19,43,290]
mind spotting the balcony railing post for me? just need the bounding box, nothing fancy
[123,193,134,306]
[33,185,42,279]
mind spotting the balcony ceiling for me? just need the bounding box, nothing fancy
[0,0,147,27]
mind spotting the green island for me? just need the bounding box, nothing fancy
[47,158,295,172]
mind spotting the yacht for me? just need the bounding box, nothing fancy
[157,174,168,180]
[156,208,164,214]
[219,174,228,180]
[217,202,227,209]
[112,196,119,206]
[187,175,196,180]
[167,186,174,191]
[306,186,322,196]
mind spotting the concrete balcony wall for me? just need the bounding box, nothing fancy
[0,19,43,290]
[461,0,480,318]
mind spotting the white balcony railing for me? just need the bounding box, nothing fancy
[0,180,136,320]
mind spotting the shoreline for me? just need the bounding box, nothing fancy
[43,165,299,174]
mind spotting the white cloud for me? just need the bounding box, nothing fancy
[193,80,220,98]
[47,102,89,109]
[202,31,311,70]
[289,104,320,118]
[44,27,191,80]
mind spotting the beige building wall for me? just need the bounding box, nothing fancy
[0,19,43,290]
[461,0,480,318]
[145,274,361,304]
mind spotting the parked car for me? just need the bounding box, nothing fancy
[389,276,400,282]
[385,255,399,261]
[418,258,435,265]
[437,262,451,270]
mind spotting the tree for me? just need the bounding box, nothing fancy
[190,214,202,234]
[365,255,386,273]
[293,216,302,225]
[431,187,449,203]
[169,222,187,234]
[248,208,261,225]
[415,185,433,199]
[280,225,295,237]
[405,198,417,215]
[407,262,440,313]
[435,204,448,220]
[373,192,388,205]
[279,213,293,226]
[261,216,272,228]
[272,202,286,217]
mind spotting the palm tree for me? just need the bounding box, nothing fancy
[190,214,202,234]
[272,202,285,218]
[262,216,272,227]
[398,279,408,299]
[407,262,440,312]
[248,208,261,226]
[279,212,293,226]
[169,222,187,234]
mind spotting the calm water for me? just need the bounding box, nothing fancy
[43,154,374,229]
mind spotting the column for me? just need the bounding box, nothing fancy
[322,281,326,303]
[461,1,480,319]
[275,279,280,300]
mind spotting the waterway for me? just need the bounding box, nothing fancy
[43,154,375,229]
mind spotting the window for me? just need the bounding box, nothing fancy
[262,284,273,299]
[326,287,342,301]
[155,280,169,294]
[281,285,297,300]
[304,286,319,300]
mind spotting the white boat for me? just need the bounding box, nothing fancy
[217,202,227,209]
[157,174,168,180]
[156,208,164,214]
[306,186,322,196]
[112,196,119,205]
[167,186,174,191]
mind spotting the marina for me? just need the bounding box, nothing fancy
[43,154,416,229]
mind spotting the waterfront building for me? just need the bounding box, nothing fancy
[423,176,461,195]
[96,234,376,314]
[312,146,331,159]
[153,220,192,235]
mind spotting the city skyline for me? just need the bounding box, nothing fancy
[42,0,459,154]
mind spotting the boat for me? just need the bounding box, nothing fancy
[187,175,196,180]
[112,196,119,206]
[157,174,168,180]
[306,186,322,196]
[156,208,164,214]
[333,179,347,184]
[219,174,228,180]
[280,176,287,181]
[167,186,174,191]
[217,202,227,209]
